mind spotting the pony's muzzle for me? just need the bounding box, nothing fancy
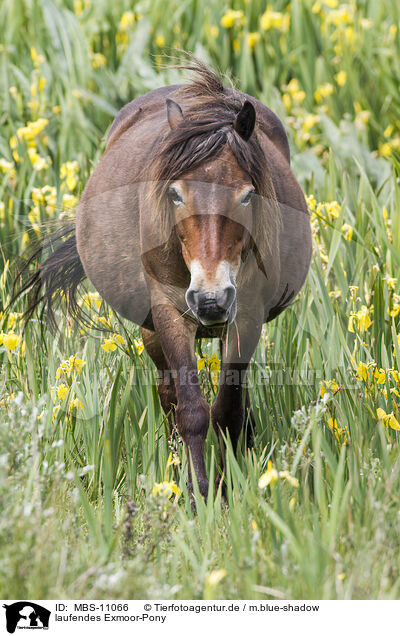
[186,285,236,325]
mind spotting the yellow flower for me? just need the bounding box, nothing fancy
[374,368,386,385]
[0,158,15,176]
[317,200,341,221]
[286,78,300,93]
[113,333,125,345]
[1,331,21,350]
[56,355,86,379]
[60,160,79,191]
[220,9,245,29]
[100,333,125,351]
[356,362,370,382]
[390,369,400,384]
[197,358,206,371]
[166,452,181,468]
[260,6,290,32]
[91,52,106,69]
[28,118,48,137]
[314,83,334,103]
[209,353,220,373]
[134,338,144,355]
[9,135,18,151]
[71,356,86,375]
[292,90,306,105]
[306,194,317,211]
[348,306,372,333]
[102,337,117,352]
[119,11,135,31]
[30,47,38,65]
[377,408,400,431]
[334,70,347,86]
[259,461,299,489]
[62,193,77,210]
[28,148,50,171]
[327,418,348,444]
[354,103,370,127]
[302,114,319,133]
[82,291,101,309]
[341,223,353,241]
[326,6,354,27]
[21,232,30,249]
[70,398,83,411]
[349,286,358,301]
[56,384,69,401]
[344,26,356,46]
[247,32,260,50]
[97,316,111,328]
[388,295,400,318]
[278,470,299,487]
[319,379,339,398]
[384,124,394,138]
[152,480,181,499]
[205,569,227,586]
[379,142,392,157]
[155,34,165,47]
[282,93,291,110]
[74,0,83,15]
[258,460,278,488]
[6,313,22,330]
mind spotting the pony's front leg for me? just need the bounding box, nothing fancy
[151,303,210,498]
[211,313,262,452]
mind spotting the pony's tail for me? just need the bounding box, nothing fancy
[11,225,87,332]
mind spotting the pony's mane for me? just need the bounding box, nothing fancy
[147,56,281,269]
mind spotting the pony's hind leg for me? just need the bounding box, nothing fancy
[141,327,177,426]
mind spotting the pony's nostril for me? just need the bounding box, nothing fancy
[186,285,236,324]
[185,288,198,311]
[218,285,236,310]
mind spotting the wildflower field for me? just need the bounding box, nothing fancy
[1,0,400,600]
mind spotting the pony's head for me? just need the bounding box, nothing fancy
[148,61,280,326]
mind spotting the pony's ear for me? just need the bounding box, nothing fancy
[166,98,184,130]
[234,101,256,141]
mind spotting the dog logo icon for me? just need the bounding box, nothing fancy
[3,602,50,633]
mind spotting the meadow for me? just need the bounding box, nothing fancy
[1,0,400,599]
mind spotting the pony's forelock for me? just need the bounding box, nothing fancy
[146,57,281,268]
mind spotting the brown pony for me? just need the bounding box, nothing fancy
[16,59,312,497]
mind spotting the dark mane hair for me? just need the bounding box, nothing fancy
[147,57,281,267]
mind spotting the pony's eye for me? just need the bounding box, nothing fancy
[167,187,184,206]
[240,190,255,206]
